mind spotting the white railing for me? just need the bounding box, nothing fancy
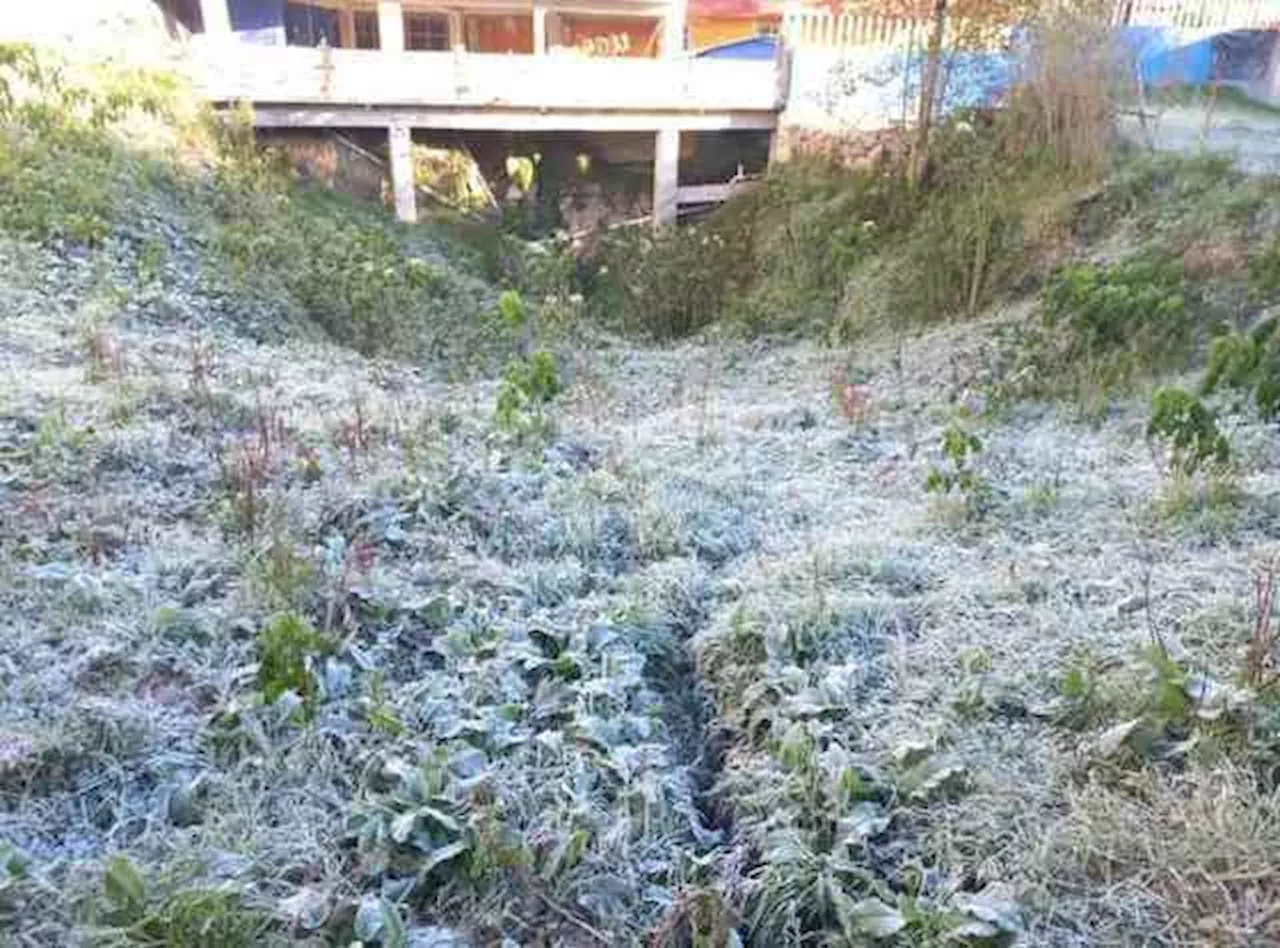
[1120,0,1280,31]
[191,44,784,112]
[783,1,1280,51]
[783,10,925,49]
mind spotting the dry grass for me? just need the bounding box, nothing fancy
[1035,768,1280,945]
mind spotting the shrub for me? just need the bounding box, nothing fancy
[1147,387,1230,478]
[256,612,330,717]
[587,221,742,339]
[0,44,180,246]
[494,348,562,438]
[994,253,1205,404]
[925,424,992,519]
[1202,315,1280,421]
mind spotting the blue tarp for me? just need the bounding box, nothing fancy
[697,36,780,61]
[700,25,1273,106]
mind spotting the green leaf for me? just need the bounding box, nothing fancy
[1093,718,1141,759]
[416,840,471,881]
[952,882,1022,933]
[417,805,460,835]
[840,801,891,844]
[847,897,907,938]
[103,855,145,915]
[389,810,418,845]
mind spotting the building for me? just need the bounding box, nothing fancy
[176,0,789,226]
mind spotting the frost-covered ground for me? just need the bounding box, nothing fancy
[4,233,1280,946]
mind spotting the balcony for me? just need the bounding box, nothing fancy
[190,43,786,131]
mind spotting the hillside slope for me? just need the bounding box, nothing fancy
[6,39,1280,948]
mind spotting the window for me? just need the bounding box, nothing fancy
[405,12,450,51]
[285,3,339,46]
[354,10,380,49]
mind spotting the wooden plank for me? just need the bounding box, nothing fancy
[675,180,757,205]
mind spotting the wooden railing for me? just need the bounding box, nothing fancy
[191,44,785,112]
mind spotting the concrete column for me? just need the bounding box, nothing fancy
[448,10,465,52]
[377,0,404,51]
[533,4,548,55]
[546,11,563,51]
[663,0,687,58]
[652,127,679,230]
[200,0,232,36]
[337,7,356,48]
[389,125,417,223]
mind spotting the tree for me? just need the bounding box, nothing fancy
[835,0,1038,185]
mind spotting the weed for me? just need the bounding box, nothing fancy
[831,367,872,426]
[100,855,272,946]
[1202,315,1280,421]
[1246,560,1279,691]
[994,253,1204,405]
[334,393,376,460]
[925,424,992,520]
[83,324,128,385]
[256,611,330,717]
[1147,386,1230,479]
[1056,661,1115,730]
[494,348,562,440]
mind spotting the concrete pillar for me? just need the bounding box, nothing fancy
[663,0,687,58]
[200,0,232,36]
[546,11,563,51]
[389,125,417,223]
[337,7,356,48]
[533,4,548,55]
[653,127,679,230]
[377,0,404,51]
[448,10,465,52]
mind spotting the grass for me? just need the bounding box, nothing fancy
[9,24,1280,948]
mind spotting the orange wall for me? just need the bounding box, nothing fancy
[465,13,533,53]
[559,15,659,57]
[689,16,777,51]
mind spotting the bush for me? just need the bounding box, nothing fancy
[0,43,180,246]
[256,612,330,717]
[994,253,1205,404]
[1202,315,1280,421]
[587,220,743,340]
[1147,387,1230,478]
[495,347,562,438]
[925,424,992,520]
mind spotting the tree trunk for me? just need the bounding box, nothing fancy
[911,0,948,188]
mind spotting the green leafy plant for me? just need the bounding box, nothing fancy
[994,253,1205,406]
[494,348,562,439]
[100,856,270,946]
[1202,315,1280,421]
[497,288,527,329]
[925,425,992,519]
[256,612,330,717]
[1147,386,1231,478]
